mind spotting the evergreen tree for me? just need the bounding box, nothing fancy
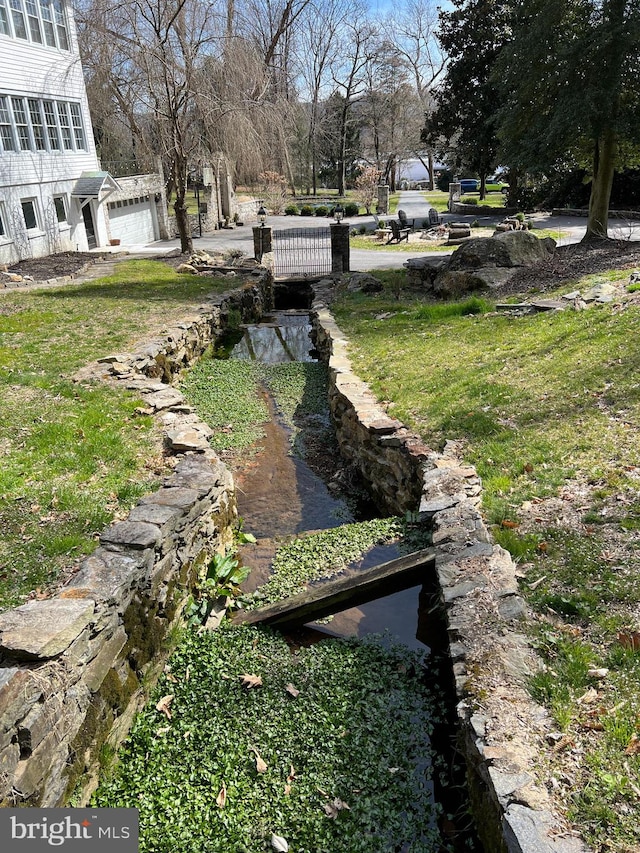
[495,0,640,240]
[422,0,512,198]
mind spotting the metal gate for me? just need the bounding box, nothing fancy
[272,227,332,279]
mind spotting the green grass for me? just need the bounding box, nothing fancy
[93,624,443,853]
[332,269,640,851]
[0,261,236,610]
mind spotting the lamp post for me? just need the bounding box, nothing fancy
[257,205,267,258]
[333,203,344,223]
[253,205,271,262]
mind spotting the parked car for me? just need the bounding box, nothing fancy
[459,178,479,193]
[485,176,509,193]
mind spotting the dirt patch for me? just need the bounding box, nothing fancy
[5,251,100,281]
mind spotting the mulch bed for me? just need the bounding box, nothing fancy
[6,251,100,281]
[492,240,640,297]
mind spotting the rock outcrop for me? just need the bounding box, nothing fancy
[405,230,557,297]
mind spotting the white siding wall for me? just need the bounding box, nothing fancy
[0,1,107,264]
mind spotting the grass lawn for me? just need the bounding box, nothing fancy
[0,260,234,611]
[332,272,640,852]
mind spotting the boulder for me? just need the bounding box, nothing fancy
[494,230,555,265]
[448,231,555,272]
[432,268,516,298]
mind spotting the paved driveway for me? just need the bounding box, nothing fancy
[118,194,639,272]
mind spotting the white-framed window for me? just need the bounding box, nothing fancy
[27,98,45,149]
[0,96,16,151]
[0,0,69,49]
[0,201,9,239]
[53,194,67,223]
[0,94,86,153]
[11,96,31,150]
[0,0,10,35]
[21,197,40,231]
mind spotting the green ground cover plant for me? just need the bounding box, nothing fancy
[0,261,235,611]
[93,624,443,853]
[180,358,329,455]
[332,272,640,851]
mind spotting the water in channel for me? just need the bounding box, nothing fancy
[230,310,428,651]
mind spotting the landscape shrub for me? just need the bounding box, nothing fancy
[284,204,299,215]
[299,204,314,216]
[344,202,360,217]
[462,196,478,205]
[358,225,367,235]
[315,205,329,216]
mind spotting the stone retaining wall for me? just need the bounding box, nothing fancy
[0,272,273,808]
[311,286,585,853]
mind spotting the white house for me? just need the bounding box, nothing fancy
[0,0,169,265]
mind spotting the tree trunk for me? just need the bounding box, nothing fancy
[584,127,617,241]
[428,149,434,191]
[174,193,193,255]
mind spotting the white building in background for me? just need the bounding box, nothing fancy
[0,0,166,266]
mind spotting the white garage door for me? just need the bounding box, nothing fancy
[108,196,156,244]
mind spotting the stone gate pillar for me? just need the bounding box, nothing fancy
[330,223,350,273]
[253,225,272,262]
[377,185,389,215]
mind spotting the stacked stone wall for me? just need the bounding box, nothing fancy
[0,272,273,808]
[311,288,585,853]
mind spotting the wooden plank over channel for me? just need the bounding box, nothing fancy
[233,548,436,630]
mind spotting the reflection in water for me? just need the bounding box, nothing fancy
[232,311,315,363]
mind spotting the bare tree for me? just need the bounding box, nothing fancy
[382,0,445,188]
[78,0,228,253]
[292,0,349,194]
[330,13,378,196]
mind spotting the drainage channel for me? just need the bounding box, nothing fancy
[227,308,483,852]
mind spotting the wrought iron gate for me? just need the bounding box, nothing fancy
[272,227,332,279]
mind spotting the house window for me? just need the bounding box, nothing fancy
[21,198,39,231]
[68,103,85,149]
[56,101,72,149]
[53,195,67,223]
[0,0,10,35]
[0,202,8,238]
[28,99,46,150]
[11,96,31,150]
[52,0,68,50]
[24,0,41,42]
[42,99,60,149]
[0,0,68,48]
[8,0,27,39]
[0,96,16,151]
[38,0,55,46]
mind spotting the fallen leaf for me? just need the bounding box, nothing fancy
[323,797,351,819]
[285,683,300,698]
[156,694,174,720]
[284,784,291,795]
[617,630,640,651]
[537,541,548,553]
[240,673,263,689]
[216,783,227,808]
[252,748,267,773]
[523,463,534,473]
[577,687,599,704]
[271,834,289,852]
[625,734,640,755]
[155,726,171,737]
[501,519,520,529]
